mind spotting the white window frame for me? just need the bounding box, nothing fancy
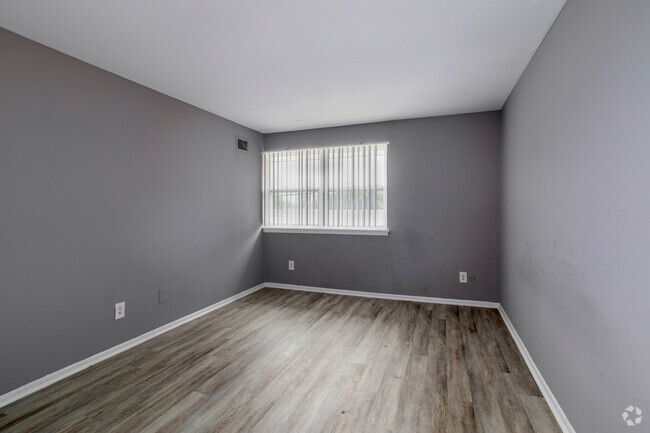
[262,142,389,236]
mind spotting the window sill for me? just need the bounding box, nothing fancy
[263,227,390,236]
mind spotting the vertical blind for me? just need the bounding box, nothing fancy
[263,143,387,229]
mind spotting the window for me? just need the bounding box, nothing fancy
[263,143,388,234]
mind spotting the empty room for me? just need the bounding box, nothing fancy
[0,0,648,432]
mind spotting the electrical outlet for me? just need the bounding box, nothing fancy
[115,302,125,320]
[459,272,468,284]
[288,260,295,271]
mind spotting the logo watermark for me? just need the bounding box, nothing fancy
[622,405,642,427]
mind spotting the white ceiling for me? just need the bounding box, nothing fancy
[0,0,565,133]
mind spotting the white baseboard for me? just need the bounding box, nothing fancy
[497,305,576,433]
[0,283,266,409]
[264,282,500,309]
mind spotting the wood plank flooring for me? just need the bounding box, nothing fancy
[0,288,562,432]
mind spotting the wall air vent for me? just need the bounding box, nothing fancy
[237,137,248,151]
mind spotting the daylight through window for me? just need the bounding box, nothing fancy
[263,143,387,231]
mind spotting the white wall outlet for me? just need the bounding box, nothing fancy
[288,260,295,271]
[459,272,468,284]
[115,302,125,320]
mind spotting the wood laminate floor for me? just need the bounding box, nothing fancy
[0,288,562,433]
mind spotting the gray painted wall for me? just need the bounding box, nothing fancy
[502,0,650,431]
[264,113,502,302]
[0,28,263,395]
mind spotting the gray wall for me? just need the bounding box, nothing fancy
[0,28,263,395]
[264,113,502,302]
[502,0,650,431]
